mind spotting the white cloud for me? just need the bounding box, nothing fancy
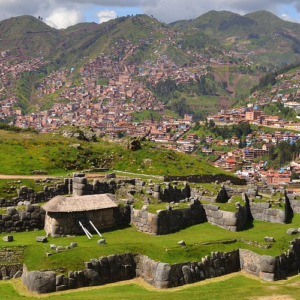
[281,13,294,22]
[45,7,84,29]
[0,1,300,25]
[97,9,117,23]
[141,0,300,23]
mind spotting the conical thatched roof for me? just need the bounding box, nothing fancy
[42,194,117,213]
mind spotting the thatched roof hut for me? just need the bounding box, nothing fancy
[42,194,118,237]
[42,194,117,213]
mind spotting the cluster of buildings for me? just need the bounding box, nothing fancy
[0,52,47,119]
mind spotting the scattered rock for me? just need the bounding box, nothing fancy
[105,173,116,179]
[97,239,106,245]
[264,236,275,242]
[50,244,56,250]
[3,235,13,242]
[287,228,298,235]
[36,236,48,243]
[178,240,186,246]
[70,242,78,248]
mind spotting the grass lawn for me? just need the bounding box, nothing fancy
[1,213,300,273]
[1,273,300,300]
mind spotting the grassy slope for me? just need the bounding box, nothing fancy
[0,15,61,58]
[0,130,226,176]
[1,274,300,300]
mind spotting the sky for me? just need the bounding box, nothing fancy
[0,0,300,29]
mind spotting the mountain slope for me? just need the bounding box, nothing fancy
[0,15,61,58]
[171,10,300,68]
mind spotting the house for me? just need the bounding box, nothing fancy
[42,194,118,237]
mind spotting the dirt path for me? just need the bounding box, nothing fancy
[0,175,52,179]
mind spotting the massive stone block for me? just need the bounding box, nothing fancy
[22,271,56,294]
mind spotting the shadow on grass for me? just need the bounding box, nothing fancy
[241,219,254,231]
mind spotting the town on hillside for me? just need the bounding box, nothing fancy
[1,20,300,187]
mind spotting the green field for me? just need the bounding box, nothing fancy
[1,212,300,273]
[1,272,300,300]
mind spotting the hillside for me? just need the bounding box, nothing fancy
[0,128,227,176]
[171,10,300,68]
[2,12,300,128]
[0,15,61,58]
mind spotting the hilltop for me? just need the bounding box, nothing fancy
[171,10,300,68]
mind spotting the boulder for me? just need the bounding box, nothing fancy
[22,271,56,294]
[178,240,186,246]
[260,256,276,273]
[36,236,48,243]
[287,228,298,235]
[264,236,275,242]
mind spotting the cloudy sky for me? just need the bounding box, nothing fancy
[0,0,300,29]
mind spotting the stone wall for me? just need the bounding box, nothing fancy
[0,264,23,280]
[0,184,68,208]
[223,185,257,198]
[131,200,206,235]
[72,173,136,197]
[22,253,136,294]
[22,250,240,294]
[240,238,300,281]
[239,249,275,281]
[287,194,300,214]
[239,240,300,282]
[0,203,130,235]
[136,250,240,288]
[0,205,45,233]
[203,204,249,232]
[163,175,246,185]
[249,202,286,224]
[153,182,191,203]
[19,237,300,294]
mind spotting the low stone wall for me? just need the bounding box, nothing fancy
[287,194,300,214]
[22,253,136,294]
[22,250,240,293]
[131,200,206,235]
[136,250,240,288]
[239,238,300,282]
[0,264,23,280]
[0,205,45,233]
[239,249,276,281]
[163,175,246,185]
[203,204,249,232]
[19,237,300,294]
[153,182,191,203]
[224,185,257,198]
[249,202,286,224]
[0,184,68,208]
